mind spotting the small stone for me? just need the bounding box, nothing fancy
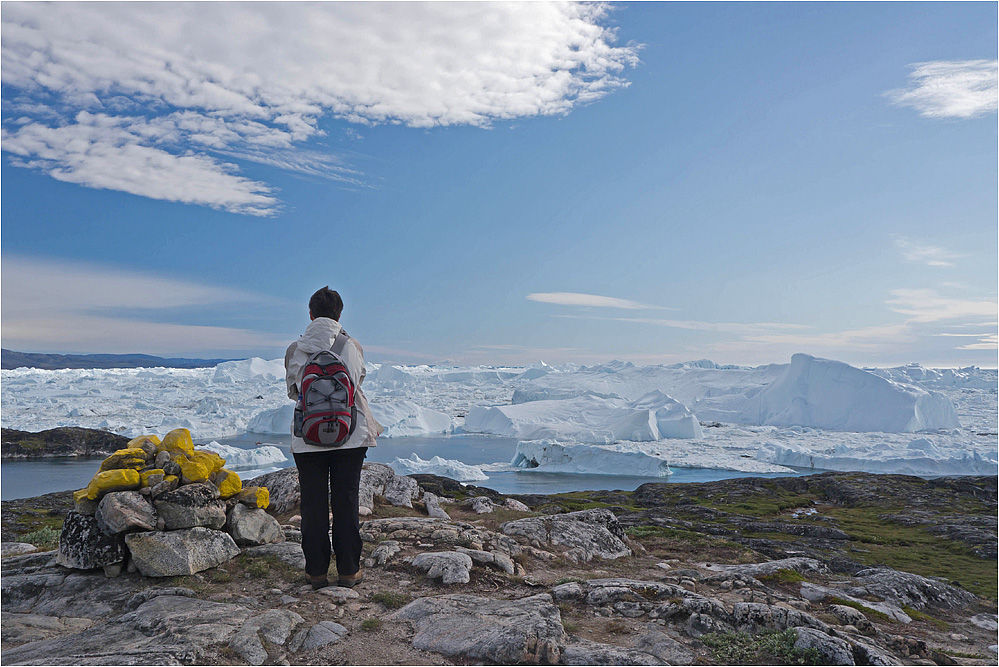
[162,460,181,477]
[103,562,123,578]
[657,562,672,571]
[99,448,149,472]
[85,468,141,501]
[280,595,299,605]
[237,486,270,509]
[318,587,359,602]
[154,450,171,469]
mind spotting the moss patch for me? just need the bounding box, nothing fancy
[700,629,823,665]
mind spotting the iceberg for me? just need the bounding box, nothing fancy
[368,400,453,438]
[200,441,288,469]
[389,453,488,481]
[741,354,960,433]
[464,392,702,443]
[757,440,997,476]
[512,440,673,477]
[247,404,295,435]
[512,439,797,475]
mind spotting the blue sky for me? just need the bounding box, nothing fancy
[2,2,996,368]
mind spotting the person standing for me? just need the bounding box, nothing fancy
[284,286,379,589]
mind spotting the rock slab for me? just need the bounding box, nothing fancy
[125,527,239,577]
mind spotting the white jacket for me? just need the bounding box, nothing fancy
[284,317,379,454]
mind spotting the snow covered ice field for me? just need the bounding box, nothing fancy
[2,353,996,492]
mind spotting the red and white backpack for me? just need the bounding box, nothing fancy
[294,331,358,447]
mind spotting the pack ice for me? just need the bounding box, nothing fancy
[1,352,994,478]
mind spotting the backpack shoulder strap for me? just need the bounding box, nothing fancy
[331,329,350,356]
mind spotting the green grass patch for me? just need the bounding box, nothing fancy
[370,591,411,609]
[901,605,949,630]
[701,629,823,665]
[822,506,997,601]
[360,617,382,631]
[757,569,806,586]
[542,491,638,513]
[827,597,894,624]
[17,525,61,551]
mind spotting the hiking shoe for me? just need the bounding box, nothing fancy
[308,576,330,590]
[338,569,364,587]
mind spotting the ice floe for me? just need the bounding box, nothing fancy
[389,453,489,481]
[199,441,287,469]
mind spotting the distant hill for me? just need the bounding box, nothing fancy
[1,349,241,370]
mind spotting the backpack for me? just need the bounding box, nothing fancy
[293,331,358,447]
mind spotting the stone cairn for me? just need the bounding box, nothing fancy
[57,428,284,578]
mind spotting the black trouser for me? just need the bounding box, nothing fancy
[293,447,367,578]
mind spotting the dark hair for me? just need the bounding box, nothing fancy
[309,286,343,321]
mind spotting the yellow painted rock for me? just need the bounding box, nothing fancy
[73,489,99,515]
[86,469,140,500]
[179,458,209,484]
[127,435,161,458]
[237,486,269,509]
[99,448,149,472]
[139,468,166,487]
[159,428,194,457]
[214,469,242,499]
[190,450,225,475]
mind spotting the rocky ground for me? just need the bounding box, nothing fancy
[2,427,129,458]
[2,467,997,666]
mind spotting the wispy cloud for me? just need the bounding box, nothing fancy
[1,255,289,355]
[527,292,670,310]
[2,3,639,214]
[892,235,963,267]
[888,60,998,119]
[885,288,997,323]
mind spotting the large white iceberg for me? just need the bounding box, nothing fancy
[200,441,288,469]
[368,400,453,438]
[741,354,960,432]
[464,391,702,443]
[757,438,997,476]
[389,453,488,481]
[247,404,295,435]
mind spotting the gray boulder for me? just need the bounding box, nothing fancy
[500,509,631,562]
[411,551,473,584]
[632,624,696,665]
[384,474,420,508]
[248,467,300,514]
[1,542,37,557]
[733,602,831,634]
[364,540,401,568]
[96,491,157,533]
[849,567,979,612]
[454,547,515,574]
[423,492,451,520]
[390,593,565,663]
[288,621,349,652]
[241,542,306,570]
[125,527,240,577]
[225,503,284,546]
[466,496,494,514]
[358,462,396,512]
[794,627,856,665]
[228,609,304,666]
[55,511,126,570]
[153,483,226,530]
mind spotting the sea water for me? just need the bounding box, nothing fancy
[1,433,821,501]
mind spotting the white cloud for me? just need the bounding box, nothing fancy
[1,2,639,212]
[1,255,289,355]
[889,60,998,119]
[527,292,669,310]
[1,115,279,215]
[892,235,963,267]
[885,288,997,323]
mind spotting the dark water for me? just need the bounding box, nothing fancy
[1,433,821,500]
